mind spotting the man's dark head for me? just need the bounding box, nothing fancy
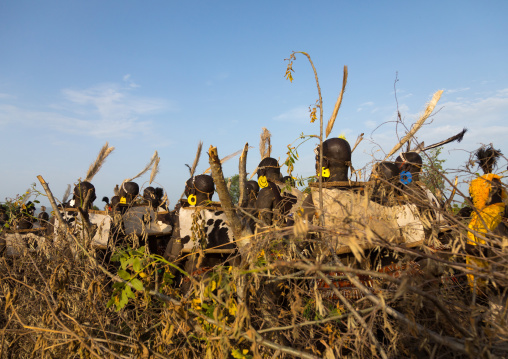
[315,138,352,173]
[73,181,96,207]
[185,175,215,200]
[118,181,139,203]
[257,157,281,182]
[395,152,422,175]
[143,186,164,208]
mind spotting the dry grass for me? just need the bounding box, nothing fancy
[1,167,507,359]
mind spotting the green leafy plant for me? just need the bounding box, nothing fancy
[107,246,174,311]
[1,183,42,231]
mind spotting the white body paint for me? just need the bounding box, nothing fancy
[178,207,233,251]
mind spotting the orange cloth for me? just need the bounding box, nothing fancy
[466,173,506,291]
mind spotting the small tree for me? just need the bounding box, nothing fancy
[225,174,240,204]
[420,147,446,199]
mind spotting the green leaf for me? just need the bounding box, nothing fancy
[121,257,134,270]
[106,297,115,308]
[130,278,144,291]
[117,291,129,311]
[112,282,125,289]
[133,258,142,273]
[124,286,135,299]
[118,270,131,281]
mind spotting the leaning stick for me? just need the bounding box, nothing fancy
[189,141,203,177]
[325,65,348,138]
[444,176,459,208]
[384,90,443,160]
[238,143,249,207]
[260,127,272,160]
[208,146,252,248]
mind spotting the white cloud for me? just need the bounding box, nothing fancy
[273,106,310,123]
[357,88,508,170]
[205,72,230,86]
[364,120,377,129]
[444,87,470,94]
[357,101,374,112]
[0,93,15,100]
[0,80,172,139]
[122,74,139,88]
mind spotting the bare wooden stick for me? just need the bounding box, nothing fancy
[238,143,249,207]
[325,65,348,138]
[208,146,252,248]
[259,127,272,160]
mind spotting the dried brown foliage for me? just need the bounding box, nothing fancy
[1,164,508,359]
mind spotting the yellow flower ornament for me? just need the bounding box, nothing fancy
[322,167,330,178]
[258,175,268,188]
[187,194,197,206]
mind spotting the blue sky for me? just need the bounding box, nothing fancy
[1,1,507,209]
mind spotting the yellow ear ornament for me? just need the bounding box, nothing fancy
[322,167,330,178]
[120,197,127,204]
[258,175,268,188]
[187,194,197,206]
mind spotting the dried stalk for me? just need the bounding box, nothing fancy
[325,65,348,138]
[149,156,160,185]
[384,90,443,160]
[351,133,364,153]
[189,141,203,177]
[124,151,158,183]
[292,51,324,225]
[85,142,115,182]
